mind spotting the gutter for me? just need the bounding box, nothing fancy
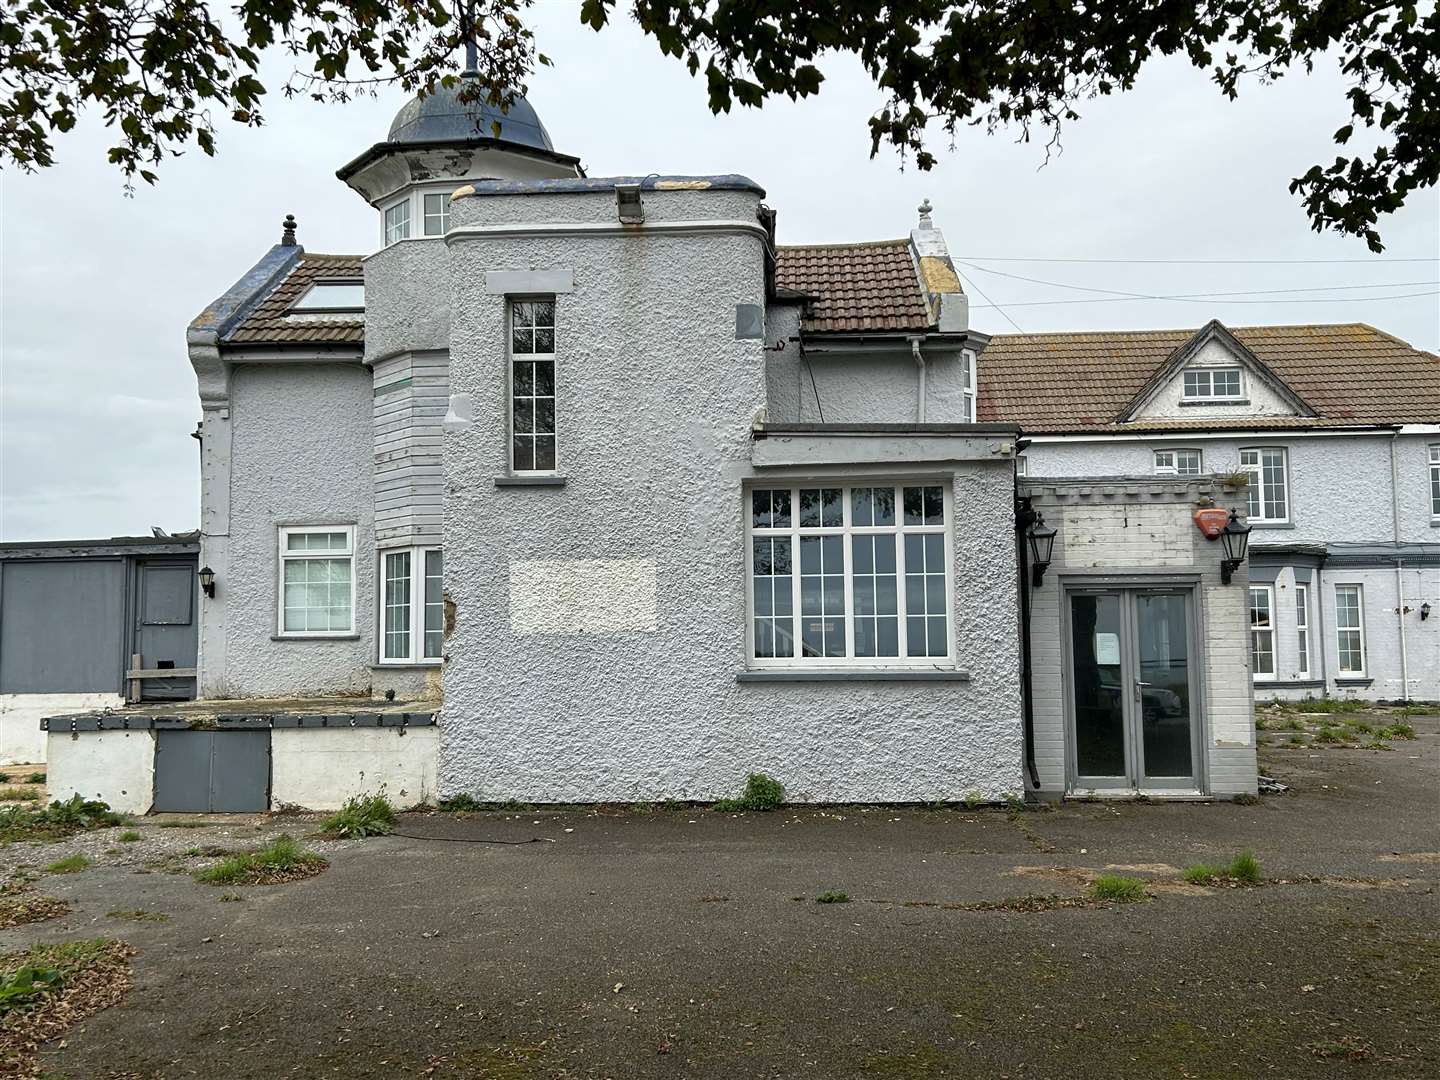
[910,337,927,423]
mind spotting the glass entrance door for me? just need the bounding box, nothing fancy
[1067,588,1198,793]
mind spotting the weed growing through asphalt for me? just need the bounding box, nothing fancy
[437,794,534,812]
[194,834,327,886]
[106,909,168,923]
[1377,723,1417,740]
[816,890,851,904]
[714,773,785,812]
[117,830,142,843]
[1184,851,1261,886]
[1088,875,1147,902]
[154,819,209,829]
[1289,698,1367,715]
[1232,792,1260,805]
[321,792,397,838]
[44,855,89,875]
[1313,726,1345,744]
[218,892,243,902]
[0,797,124,843]
[0,963,63,1014]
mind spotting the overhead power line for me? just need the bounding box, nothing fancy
[958,255,1440,265]
[954,260,1440,309]
[969,289,1440,310]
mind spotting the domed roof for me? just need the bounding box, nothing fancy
[386,79,555,152]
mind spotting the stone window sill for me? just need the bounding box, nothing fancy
[494,475,567,488]
[736,670,970,684]
[369,663,442,671]
[1178,399,1250,407]
[270,633,361,642]
[1249,521,1295,530]
[1334,677,1374,687]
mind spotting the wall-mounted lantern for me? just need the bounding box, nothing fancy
[198,565,216,598]
[1422,602,1432,621]
[1219,511,1252,585]
[1027,515,1057,588]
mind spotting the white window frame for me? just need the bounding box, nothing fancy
[1429,444,1440,521]
[276,525,356,637]
[1015,454,1028,477]
[377,547,443,665]
[1249,583,1275,681]
[1182,367,1244,401]
[1153,448,1203,476]
[383,200,411,245]
[1295,583,1310,677]
[422,192,450,237]
[745,483,955,671]
[1240,446,1290,524]
[1334,584,1366,676]
[508,296,558,475]
[960,348,977,423]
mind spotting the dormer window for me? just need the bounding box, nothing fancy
[290,281,365,314]
[1182,367,1243,401]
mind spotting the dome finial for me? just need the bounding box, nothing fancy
[917,199,934,229]
[281,213,298,246]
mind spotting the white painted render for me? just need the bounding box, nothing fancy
[46,730,155,814]
[1133,338,1300,421]
[270,726,440,811]
[0,693,123,765]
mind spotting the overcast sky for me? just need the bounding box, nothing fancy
[2,4,1437,541]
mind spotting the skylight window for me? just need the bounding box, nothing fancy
[290,282,365,313]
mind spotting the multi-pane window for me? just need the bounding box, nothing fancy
[1335,585,1366,675]
[422,192,450,236]
[1248,585,1275,679]
[1295,584,1310,676]
[1154,449,1203,476]
[1240,447,1289,522]
[960,349,977,423]
[509,299,557,473]
[747,483,951,667]
[1430,445,1440,520]
[379,548,444,664]
[278,526,355,635]
[383,200,411,245]
[1182,368,1243,400]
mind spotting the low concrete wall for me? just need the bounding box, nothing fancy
[270,726,440,811]
[2,693,124,765]
[46,729,155,814]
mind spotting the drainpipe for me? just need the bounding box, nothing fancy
[1016,492,1041,791]
[910,337,927,423]
[1389,430,1410,702]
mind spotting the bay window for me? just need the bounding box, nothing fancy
[1295,584,1310,676]
[1248,584,1275,679]
[747,483,953,667]
[383,200,410,245]
[278,526,355,636]
[379,548,444,664]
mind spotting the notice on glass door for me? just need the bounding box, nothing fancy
[1094,632,1121,666]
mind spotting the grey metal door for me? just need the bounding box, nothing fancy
[154,731,269,812]
[133,561,197,701]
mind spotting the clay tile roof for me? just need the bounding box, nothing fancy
[977,323,1440,434]
[224,254,364,346]
[775,241,931,333]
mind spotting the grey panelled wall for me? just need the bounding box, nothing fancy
[1023,477,1257,799]
[0,560,127,693]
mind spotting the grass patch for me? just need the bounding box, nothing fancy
[816,890,851,904]
[193,834,327,886]
[436,794,535,812]
[320,792,397,838]
[217,892,244,903]
[1088,875,1147,902]
[713,772,785,812]
[154,819,209,828]
[0,796,124,843]
[117,830,142,842]
[1313,725,1346,745]
[0,787,38,802]
[1377,722,1417,740]
[1183,850,1261,886]
[105,909,168,923]
[25,772,45,785]
[43,855,89,875]
[1288,697,1367,714]
[0,894,69,929]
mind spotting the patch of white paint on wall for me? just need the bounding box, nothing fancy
[509,558,659,635]
[0,693,124,765]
